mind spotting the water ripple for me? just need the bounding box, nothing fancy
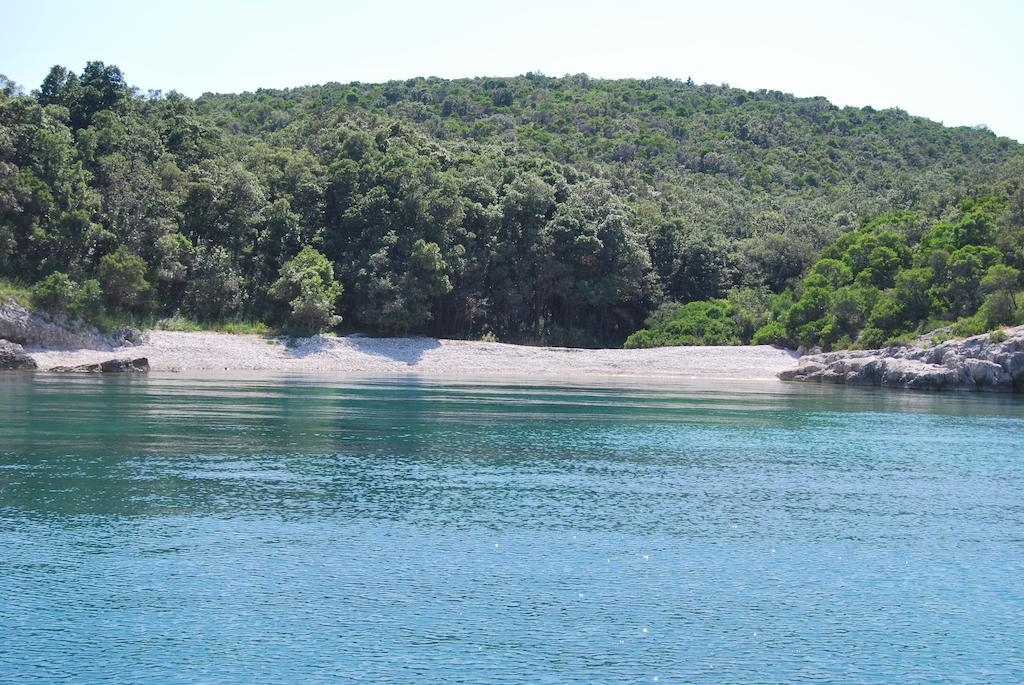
[1,373,1023,683]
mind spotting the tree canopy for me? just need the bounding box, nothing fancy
[1,63,1022,345]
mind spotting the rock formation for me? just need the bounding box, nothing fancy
[49,358,150,373]
[0,301,119,350]
[779,326,1024,392]
[0,339,38,370]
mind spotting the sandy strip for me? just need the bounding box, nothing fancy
[27,331,799,379]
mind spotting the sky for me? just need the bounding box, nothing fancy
[3,0,1023,141]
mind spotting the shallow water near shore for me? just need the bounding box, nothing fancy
[1,373,1022,683]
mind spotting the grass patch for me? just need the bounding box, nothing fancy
[217,320,271,335]
[989,328,1008,343]
[0,278,33,306]
[155,316,271,335]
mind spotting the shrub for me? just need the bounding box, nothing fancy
[183,246,243,322]
[70,279,102,322]
[0,278,33,306]
[804,259,853,289]
[624,299,742,348]
[882,332,916,348]
[31,272,76,313]
[31,273,103,324]
[979,291,1017,329]
[858,325,889,350]
[96,247,150,310]
[751,320,789,346]
[269,246,343,334]
[951,314,987,337]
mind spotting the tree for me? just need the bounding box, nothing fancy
[979,264,1021,328]
[4,64,1024,348]
[269,247,342,334]
[183,246,242,321]
[31,272,103,323]
[31,272,76,312]
[624,299,743,348]
[981,264,1021,306]
[37,65,77,108]
[96,247,150,310]
[944,246,1002,317]
[72,61,127,129]
[893,268,934,323]
[804,259,853,289]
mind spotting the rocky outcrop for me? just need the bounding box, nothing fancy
[0,339,38,370]
[779,326,1024,392]
[49,358,150,373]
[1,300,112,349]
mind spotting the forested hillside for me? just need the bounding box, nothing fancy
[2,62,1022,345]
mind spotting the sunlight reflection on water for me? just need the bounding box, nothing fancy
[1,373,1022,683]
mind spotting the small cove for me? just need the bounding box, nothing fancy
[1,373,1022,683]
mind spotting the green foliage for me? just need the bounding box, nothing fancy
[623,299,742,348]
[769,194,1021,350]
[155,316,270,335]
[2,62,1023,347]
[918,204,998,254]
[96,247,150,310]
[950,314,988,338]
[269,246,342,334]
[0,278,33,306]
[182,246,242,322]
[751,320,788,346]
[804,259,852,289]
[72,279,103,322]
[31,272,76,312]
[635,182,1024,351]
[30,271,103,323]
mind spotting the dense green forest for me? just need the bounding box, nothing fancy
[625,192,1024,350]
[2,62,1022,345]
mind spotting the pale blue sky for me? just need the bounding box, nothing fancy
[3,0,1023,141]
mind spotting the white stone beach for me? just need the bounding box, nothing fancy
[26,330,800,379]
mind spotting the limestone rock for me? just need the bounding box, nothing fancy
[101,358,149,372]
[49,363,102,373]
[0,339,38,370]
[0,300,117,350]
[778,326,1024,392]
[49,358,149,373]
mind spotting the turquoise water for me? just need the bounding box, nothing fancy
[1,373,1022,684]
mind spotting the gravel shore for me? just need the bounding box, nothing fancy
[27,331,799,379]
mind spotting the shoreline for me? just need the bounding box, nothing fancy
[25,331,800,380]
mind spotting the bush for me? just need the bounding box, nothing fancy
[31,273,103,324]
[70,279,102,322]
[31,272,76,313]
[96,247,150,310]
[0,278,33,306]
[183,246,242,322]
[624,299,742,348]
[751,320,789,346]
[951,314,987,337]
[269,246,343,334]
[979,291,1017,329]
[882,332,917,347]
[804,259,853,289]
[858,325,890,349]
[865,291,908,334]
